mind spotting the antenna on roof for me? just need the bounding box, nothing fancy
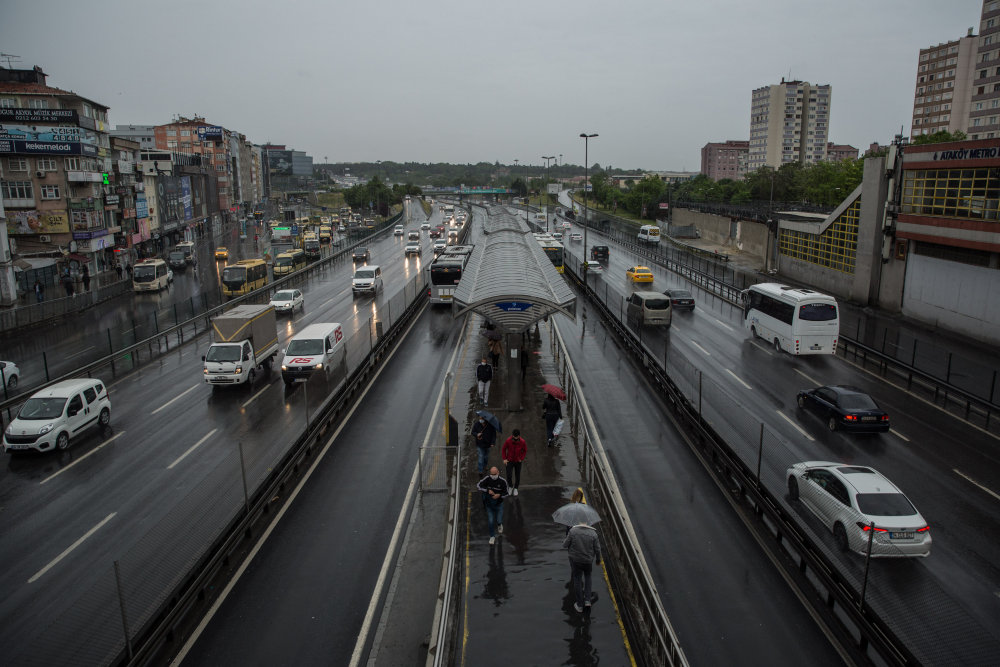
[0,53,22,68]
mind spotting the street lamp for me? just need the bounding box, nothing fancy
[580,133,598,256]
[542,156,555,232]
[375,160,382,221]
[513,159,519,205]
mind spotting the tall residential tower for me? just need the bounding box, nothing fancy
[910,32,977,138]
[748,79,832,170]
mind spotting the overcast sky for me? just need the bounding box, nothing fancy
[0,0,983,172]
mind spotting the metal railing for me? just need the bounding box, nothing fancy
[0,278,134,331]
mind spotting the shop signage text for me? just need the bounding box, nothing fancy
[934,147,999,161]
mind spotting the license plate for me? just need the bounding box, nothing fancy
[861,416,877,421]
[651,319,661,322]
[890,532,913,539]
[9,444,28,450]
[810,345,822,350]
[294,377,308,383]
[440,295,452,300]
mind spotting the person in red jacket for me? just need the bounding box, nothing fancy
[502,429,527,496]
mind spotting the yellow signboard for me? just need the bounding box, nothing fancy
[5,209,70,234]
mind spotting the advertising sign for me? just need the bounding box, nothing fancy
[136,194,148,219]
[268,150,293,176]
[547,183,561,194]
[0,125,99,144]
[197,125,224,140]
[5,210,70,235]
[105,194,120,205]
[0,139,98,155]
[0,108,79,124]
[180,176,193,221]
[494,302,533,312]
[77,236,113,252]
[658,202,670,210]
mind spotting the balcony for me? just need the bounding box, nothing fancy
[2,198,34,208]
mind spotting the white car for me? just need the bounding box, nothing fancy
[786,461,931,558]
[433,240,448,252]
[582,261,603,273]
[563,221,572,230]
[570,233,583,242]
[0,361,19,389]
[421,222,431,230]
[552,232,564,241]
[4,379,111,453]
[394,224,405,236]
[352,265,384,297]
[338,224,347,232]
[269,289,304,314]
[405,241,420,256]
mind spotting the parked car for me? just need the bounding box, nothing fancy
[797,385,890,433]
[663,288,695,310]
[269,289,305,314]
[786,462,931,557]
[626,266,654,283]
[353,247,371,262]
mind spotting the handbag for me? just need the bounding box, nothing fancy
[552,418,564,436]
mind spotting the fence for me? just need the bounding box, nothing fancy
[5,268,428,667]
[0,279,134,332]
[562,248,1000,667]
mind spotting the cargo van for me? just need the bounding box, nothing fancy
[176,240,196,262]
[638,225,661,244]
[626,291,672,327]
[281,323,345,385]
[3,378,111,453]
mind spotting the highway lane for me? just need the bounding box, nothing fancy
[0,200,468,661]
[542,210,1000,657]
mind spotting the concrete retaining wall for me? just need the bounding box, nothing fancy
[672,208,769,259]
[902,253,1000,346]
[777,254,856,300]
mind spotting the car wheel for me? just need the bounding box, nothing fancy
[7,375,16,389]
[787,476,799,500]
[247,369,256,386]
[99,408,110,426]
[834,523,849,551]
[797,395,805,409]
[56,432,70,451]
[773,338,782,353]
[828,417,838,432]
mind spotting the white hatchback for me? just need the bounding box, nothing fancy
[269,289,304,314]
[394,224,405,236]
[4,379,111,452]
[421,222,431,230]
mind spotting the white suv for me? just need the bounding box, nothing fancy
[352,265,384,297]
[4,379,112,452]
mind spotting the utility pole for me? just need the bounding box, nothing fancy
[580,134,598,255]
[542,156,555,232]
[513,159,519,205]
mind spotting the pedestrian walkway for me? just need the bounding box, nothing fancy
[458,317,634,667]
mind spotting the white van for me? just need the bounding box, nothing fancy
[638,225,661,244]
[352,265,384,297]
[741,283,839,354]
[176,240,196,263]
[4,379,111,452]
[133,259,171,292]
[281,323,345,385]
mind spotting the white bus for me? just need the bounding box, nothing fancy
[638,225,660,244]
[133,259,171,292]
[740,283,839,355]
[426,245,473,304]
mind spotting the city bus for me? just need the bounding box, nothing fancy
[535,238,565,273]
[740,283,839,355]
[303,234,322,260]
[273,249,306,276]
[132,259,170,292]
[426,247,473,304]
[222,258,269,298]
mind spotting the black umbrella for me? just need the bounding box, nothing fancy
[475,410,502,434]
[479,329,502,341]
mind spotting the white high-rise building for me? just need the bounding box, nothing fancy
[748,79,832,170]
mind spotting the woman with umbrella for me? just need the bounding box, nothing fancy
[541,384,565,445]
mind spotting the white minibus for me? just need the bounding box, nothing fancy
[133,259,170,292]
[741,283,839,354]
[638,225,660,244]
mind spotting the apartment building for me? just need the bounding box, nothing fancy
[749,79,832,169]
[826,143,859,162]
[154,116,236,218]
[911,33,977,138]
[700,140,749,181]
[970,2,1000,138]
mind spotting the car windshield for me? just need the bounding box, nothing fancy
[273,291,295,301]
[355,270,375,279]
[286,339,324,355]
[206,345,242,362]
[169,252,185,261]
[355,248,367,254]
[222,267,246,287]
[671,290,692,299]
[275,257,293,267]
[838,393,879,410]
[18,397,67,420]
[799,304,838,321]
[644,299,670,310]
[133,265,156,282]
[856,493,917,517]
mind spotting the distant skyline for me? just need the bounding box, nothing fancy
[0,0,982,172]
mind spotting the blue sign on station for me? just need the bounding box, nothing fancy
[291,224,299,235]
[495,302,533,312]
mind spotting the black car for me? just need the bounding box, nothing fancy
[563,209,576,220]
[663,289,694,310]
[352,247,370,261]
[591,245,609,261]
[796,385,890,433]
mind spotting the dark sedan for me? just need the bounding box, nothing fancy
[796,385,890,433]
[352,247,370,261]
[663,288,695,310]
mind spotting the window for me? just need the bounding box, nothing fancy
[903,168,1000,221]
[779,198,861,274]
[167,140,177,148]
[0,98,14,108]
[36,158,57,171]
[216,153,226,160]
[40,185,60,199]
[7,157,27,171]
[166,129,176,136]
[180,130,190,137]
[203,141,213,148]
[216,164,225,171]
[28,99,48,109]
[974,118,983,126]
[1,181,33,199]
[990,19,997,28]
[921,54,929,62]
[991,116,998,124]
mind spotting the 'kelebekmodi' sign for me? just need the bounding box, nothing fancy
[934,147,999,160]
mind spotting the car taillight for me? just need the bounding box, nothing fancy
[917,526,930,532]
[427,288,431,296]
[856,522,888,532]
[881,415,889,421]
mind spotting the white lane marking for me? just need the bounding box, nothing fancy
[690,340,711,356]
[953,469,1000,503]
[713,318,734,332]
[725,369,753,390]
[890,429,910,442]
[65,345,96,359]
[39,432,126,485]
[794,368,820,386]
[151,384,200,414]
[28,513,116,583]
[242,379,277,409]
[776,410,815,441]
[170,303,430,667]
[318,297,335,310]
[167,429,218,469]
[750,341,773,356]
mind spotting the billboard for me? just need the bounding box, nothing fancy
[136,194,149,220]
[547,183,561,194]
[180,176,193,221]
[0,125,99,144]
[197,125,224,140]
[0,108,79,124]
[5,210,70,235]
[268,150,293,176]
[0,139,98,155]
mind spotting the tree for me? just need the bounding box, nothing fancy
[911,129,967,145]
[510,177,527,197]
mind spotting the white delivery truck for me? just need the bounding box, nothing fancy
[203,305,280,387]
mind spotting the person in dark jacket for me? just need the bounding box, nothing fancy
[81,265,91,292]
[115,263,123,281]
[543,394,562,445]
[520,343,529,380]
[501,429,527,496]
[564,522,602,612]
[476,357,493,405]
[477,467,509,544]
[471,415,497,475]
[33,279,44,303]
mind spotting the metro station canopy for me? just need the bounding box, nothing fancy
[452,206,576,333]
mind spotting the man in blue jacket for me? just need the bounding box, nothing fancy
[471,415,497,476]
[477,466,509,545]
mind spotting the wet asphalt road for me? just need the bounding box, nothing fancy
[531,208,1000,659]
[0,201,454,662]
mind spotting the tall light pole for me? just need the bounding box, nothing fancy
[375,160,382,221]
[542,156,555,232]
[513,159,519,205]
[580,134,598,256]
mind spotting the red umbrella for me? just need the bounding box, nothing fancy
[541,384,567,401]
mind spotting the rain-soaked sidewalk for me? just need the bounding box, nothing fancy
[456,317,634,667]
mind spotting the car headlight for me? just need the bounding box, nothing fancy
[204,368,209,374]
[38,423,53,435]
[235,366,243,374]
[315,364,323,370]
[4,423,12,435]
[281,365,287,371]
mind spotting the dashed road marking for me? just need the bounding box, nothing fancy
[28,513,116,583]
[890,429,909,441]
[151,384,200,414]
[39,432,126,485]
[167,429,217,469]
[690,341,711,356]
[953,469,1000,503]
[776,409,815,441]
[794,368,820,386]
[726,369,753,390]
[750,341,773,356]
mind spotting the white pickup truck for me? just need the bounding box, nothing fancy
[203,305,280,387]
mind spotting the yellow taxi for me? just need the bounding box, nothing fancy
[215,247,229,260]
[626,266,654,283]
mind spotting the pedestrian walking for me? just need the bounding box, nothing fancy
[488,338,503,371]
[115,263,123,281]
[501,429,526,497]
[471,413,497,476]
[81,265,91,292]
[565,489,586,535]
[477,466,509,545]
[543,393,563,445]
[564,520,602,612]
[33,279,44,303]
[125,262,132,280]
[476,356,493,405]
[520,343,529,380]
[63,275,74,298]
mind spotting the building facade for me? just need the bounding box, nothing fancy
[154,117,237,221]
[700,140,749,181]
[109,124,156,149]
[970,2,1000,139]
[826,143,859,162]
[749,79,832,169]
[911,33,977,139]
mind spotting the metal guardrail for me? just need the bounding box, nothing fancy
[0,212,403,421]
[0,278,134,331]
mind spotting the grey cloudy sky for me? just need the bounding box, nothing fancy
[0,0,982,171]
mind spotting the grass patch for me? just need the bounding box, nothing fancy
[568,192,647,227]
[420,199,432,216]
[527,194,561,209]
[317,192,347,210]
